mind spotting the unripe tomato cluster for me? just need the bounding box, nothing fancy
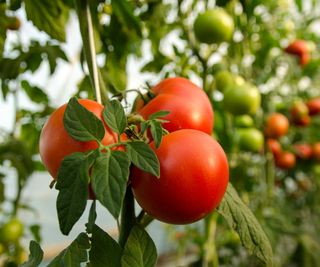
[39,77,229,225]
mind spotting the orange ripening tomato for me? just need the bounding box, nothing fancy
[312,143,320,161]
[306,97,320,116]
[39,99,118,179]
[136,77,214,135]
[130,129,229,224]
[265,113,289,139]
[275,151,296,170]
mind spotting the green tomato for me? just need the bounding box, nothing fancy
[223,83,261,115]
[234,115,254,128]
[0,218,24,244]
[194,8,234,44]
[237,128,264,152]
[215,71,245,92]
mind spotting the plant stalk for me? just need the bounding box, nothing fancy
[202,213,219,267]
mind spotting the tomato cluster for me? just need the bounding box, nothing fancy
[39,77,229,225]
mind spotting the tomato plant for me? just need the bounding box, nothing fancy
[136,77,214,135]
[130,129,229,224]
[194,8,234,44]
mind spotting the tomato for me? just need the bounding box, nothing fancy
[0,218,24,244]
[39,99,118,179]
[284,40,310,66]
[264,113,289,139]
[237,128,264,152]
[312,143,320,161]
[306,97,320,116]
[223,83,261,115]
[290,101,308,121]
[234,115,254,128]
[267,139,282,158]
[275,151,296,169]
[136,77,214,135]
[215,70,245,92]
[293,144,313,160]
[130,129,229,224]
[194,8,234,44]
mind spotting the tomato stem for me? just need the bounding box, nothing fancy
[202,213,219,267]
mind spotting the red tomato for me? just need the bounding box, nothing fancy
[130,129,229,224]
[275,151,296,169]
[306,98,320,116]
[293,144,313,160]
[267,139,282,158]
[284,40,310,66]
[39,99,118,179]
[137,77,214,135]
[312,143,320,161]
[265,113,289,139]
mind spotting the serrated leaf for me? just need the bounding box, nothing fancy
[112,1,142,37]
[56,152,96,235]
[24,0,69,42]
[89,224,122,267]
[148,110,170,120]
[92,151,130,218]
[103,99,127,134]
[217,183,273,266]
[150,120,163,149]
[20,241,44,267]
[126,141,160,177]
[47,233,90,267]
[64,97,105,142]
[121,226,157,267]
[21,80,49,104]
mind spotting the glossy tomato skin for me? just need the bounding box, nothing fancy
[265,113,289,139]
[131,129,229,224]
[39,99,118,178]
[137,77,214,135]
[306,98,320,116]
[275,151,296,170]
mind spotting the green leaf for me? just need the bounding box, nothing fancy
[103,99,127,134]
[56,152,95,235]
[64,97,105,142]
[126,141,160,177]
[24,0,69,42]
[150,121,163,149]
[121,226,157,267]
[20,241,44,267]
[21,80,49,104]
[47,233,90,267]
[217,183,273,266]
[148,110,170,120]
[111,1,142,37]
[89,224,122,267]
[29,224,42,243]
[86,201,97,234]
[92,151,130,218]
